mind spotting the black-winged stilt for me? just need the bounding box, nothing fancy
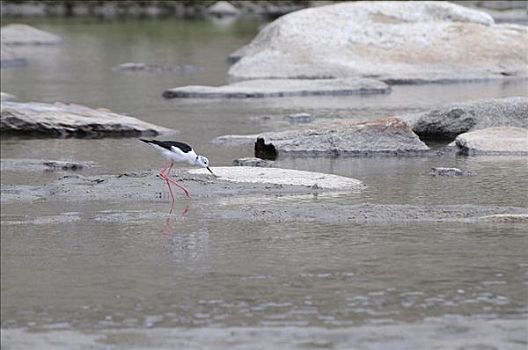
[140,139,214,203]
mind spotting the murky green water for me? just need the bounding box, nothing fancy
[1,17,527,348]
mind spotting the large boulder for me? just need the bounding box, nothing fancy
[0,101,171,138]
[228,1,528,83]
[252,117,429,158]
[163,78,390,98]
[1,24,62,45]
[411,96,528,139]
[455,127,528,155]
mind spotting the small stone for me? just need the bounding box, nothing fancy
[284,113,315,124]
[430,167,477,177]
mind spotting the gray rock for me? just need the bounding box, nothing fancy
[228,2,528,83]
[284,113,314,124]
[232,157,274,167]
[430,167,476,177]
[0,101,172,138]
[455,127,528,155]
[1,24,62,45]
[412,97,528,139]
[207,1,241,17]
[0,44,27,68]
[254,117,430,158]
[163,78,390,98]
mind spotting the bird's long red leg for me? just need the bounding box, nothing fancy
[159,161,191,199]
[159,162,176,205]
[165,165,191,198]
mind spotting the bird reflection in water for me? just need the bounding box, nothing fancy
[162,202,191,236]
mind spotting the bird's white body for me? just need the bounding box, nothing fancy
[149,143,199,165]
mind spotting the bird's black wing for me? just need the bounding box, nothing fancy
[140,139,193,153]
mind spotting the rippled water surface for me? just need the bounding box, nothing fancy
[1,17,527,348]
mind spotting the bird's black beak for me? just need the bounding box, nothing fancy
[207,167,216,176]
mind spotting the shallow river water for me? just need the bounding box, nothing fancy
[1,18,527,349]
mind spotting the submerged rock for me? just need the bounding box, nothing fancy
[228,2,528,83]
[0,44,27,68]
[430,167,476,177]
[455,127,528,155]
[232,157,274,167]
[115,62,204,75]
[411,96,528,140]
[0,101,171,138]
[0,92,16,101]
[190,166,365,190]
[479,213,528,223]
[1,24,62,45]
[163,78,390,98]
[284,113,314,124]
[253,117,429,157]
[1,158,93,172]
[207,1,241,17]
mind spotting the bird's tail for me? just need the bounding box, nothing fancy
[139,138,152,144]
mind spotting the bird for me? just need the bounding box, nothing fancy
[140,139,214,203]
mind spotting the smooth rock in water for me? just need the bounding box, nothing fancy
[479,213,528,223]
[189,166,365,190]
[232,157,274,167]
[411,96,528,139]
[0,44,27,67]
[455,127,528,155]
[253,117,430,157]
[1,24,62,45]
[430,167,476,177]
[212,133,259,145]
[0,92,16,101]
[228,2,528,82]
[0,101,171,138]
[163,78,390,99]
[285,113,315,124]
[207,1,241,17]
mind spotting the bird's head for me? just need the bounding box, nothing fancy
[196,155,215,176]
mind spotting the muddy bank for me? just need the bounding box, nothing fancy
[0,167,364,205]
[209,199,528,225]
[1,169,525,225]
